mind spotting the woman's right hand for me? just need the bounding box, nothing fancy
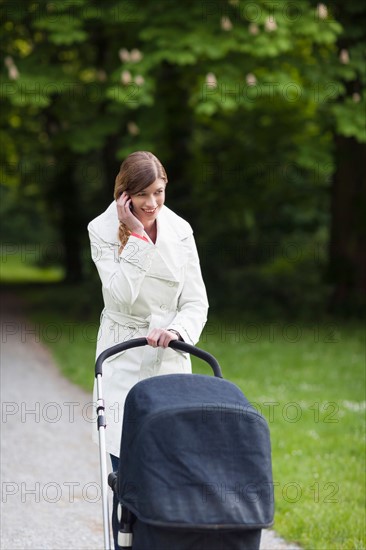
[116,192,144,235]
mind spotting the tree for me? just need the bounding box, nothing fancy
[322,2,366,312]
[1,1,364,314]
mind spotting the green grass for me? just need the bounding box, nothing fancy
[16,286,366,549]
[195,323,365,550]
[0,244,64,283]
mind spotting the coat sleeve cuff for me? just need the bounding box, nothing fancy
[166,324,193,345]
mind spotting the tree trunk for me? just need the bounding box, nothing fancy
[155,63,193,212]
[328,136,366,312]
[102,134,120,203]
[57,160,84,283]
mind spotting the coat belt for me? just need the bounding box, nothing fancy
[101,308,151,331]
[100,308,178,378]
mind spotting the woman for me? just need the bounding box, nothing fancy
[88,151,209,472]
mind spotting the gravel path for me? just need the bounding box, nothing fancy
[1,293,105,549]
[0,292,301,550]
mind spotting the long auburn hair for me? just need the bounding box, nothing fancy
[114,151,168,250]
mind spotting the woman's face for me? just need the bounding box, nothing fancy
[130,178,166,225]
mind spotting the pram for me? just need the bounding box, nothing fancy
[95,338,274,550]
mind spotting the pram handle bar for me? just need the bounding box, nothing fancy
[169,339,223,378]
[95,337,223,378]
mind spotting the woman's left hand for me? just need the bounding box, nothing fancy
[147,328,179,348]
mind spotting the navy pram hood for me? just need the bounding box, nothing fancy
[116,373,274,530]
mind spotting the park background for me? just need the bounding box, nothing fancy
[1,1,365,548]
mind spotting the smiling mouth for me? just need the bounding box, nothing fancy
[142,208,157,214]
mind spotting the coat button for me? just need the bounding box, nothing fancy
[168,281,175,287]
[160,304,167,311]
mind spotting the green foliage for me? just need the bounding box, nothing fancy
[0,0,365,313]
[332,92,366,140]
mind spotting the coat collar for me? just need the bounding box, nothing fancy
[153,208,192,279]
[92,201,192,245]
[91,201,193,282]
[92,201,119,244]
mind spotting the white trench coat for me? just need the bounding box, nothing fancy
[88,201,209,457]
